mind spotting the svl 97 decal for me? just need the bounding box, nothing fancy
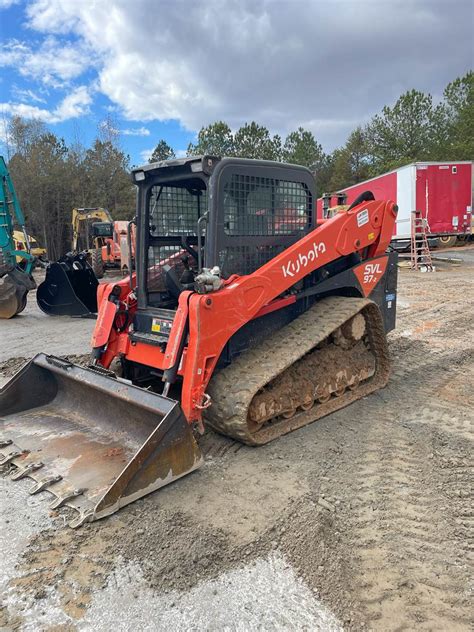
[353,256,389,297]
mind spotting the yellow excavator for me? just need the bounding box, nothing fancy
[321,191,349,218]
[13,231,47,263]
[72,207,113,278]
[35,207,114,318]
[36,208,133,317]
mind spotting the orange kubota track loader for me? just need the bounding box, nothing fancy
[0,157,398,527]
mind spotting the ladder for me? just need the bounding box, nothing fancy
[410,210,433,271]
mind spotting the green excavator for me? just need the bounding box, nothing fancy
[0,156,36,318]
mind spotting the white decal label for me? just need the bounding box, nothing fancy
[363,262,382,284]
[357,209,369,227]
[282,242,326,278]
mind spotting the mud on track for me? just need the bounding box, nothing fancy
[1,261,473,630]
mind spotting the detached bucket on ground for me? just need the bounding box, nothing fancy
[0,354,203,527]
[37,253,99,317]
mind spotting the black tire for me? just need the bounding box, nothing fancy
[91,249,104,279]
[438,235,457,248]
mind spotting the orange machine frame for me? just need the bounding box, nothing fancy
[92,198,397,426]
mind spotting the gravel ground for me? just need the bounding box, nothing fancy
[0,272,95,366]
[0,257,472,631]
[83,554,341,631]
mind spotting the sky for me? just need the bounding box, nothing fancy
[0,0,472,166]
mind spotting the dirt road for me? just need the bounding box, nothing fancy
[0,272,95,374]
[1,259,472,630]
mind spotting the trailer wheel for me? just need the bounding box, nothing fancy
[91,249,104,278]
[438,235,457,248]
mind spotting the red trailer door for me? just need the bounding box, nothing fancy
[415,166,428,223]
[417,164,472,235]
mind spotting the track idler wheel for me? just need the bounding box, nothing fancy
[349,377,360,391]
[334,385,346,397]
[300,396,315,411]
[206,297,390,446]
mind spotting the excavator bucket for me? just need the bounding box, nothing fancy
[0,268,36,319]
[0,272,25,318]
[0,354,203,527]
[37,252,98,316]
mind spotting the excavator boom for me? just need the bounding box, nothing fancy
[0,155,36,318]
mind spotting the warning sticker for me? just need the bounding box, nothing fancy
[357,209,369,227]
[151,318,172,334]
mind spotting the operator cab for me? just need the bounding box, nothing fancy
[132,156,316,317]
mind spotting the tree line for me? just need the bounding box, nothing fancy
[4,117,135,259]
[152,71,472,193]
[3,71,472,259]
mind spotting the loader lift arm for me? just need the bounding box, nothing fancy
[180,197,397,424]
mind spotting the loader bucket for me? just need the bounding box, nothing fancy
[0,354,203,527]
[37,253,98,316]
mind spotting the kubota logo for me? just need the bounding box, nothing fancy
[282,241,326,278]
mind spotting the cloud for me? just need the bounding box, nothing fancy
[0,0,20,8]
[0,37,91,87]
[10,86,47,104]
[0,117,9,145]
[22,0,474,148]
[53,85,92,121]
[0,85,92,123]
[122,126,150,136]
[140,147,153,162]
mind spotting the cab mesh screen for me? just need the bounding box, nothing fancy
[223,175,310,236]
[147,183,206,291]
[149,184,207,236]
[220,174,311,276]
[218,244,287,278]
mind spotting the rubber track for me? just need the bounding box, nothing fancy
[205,296,390,445]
